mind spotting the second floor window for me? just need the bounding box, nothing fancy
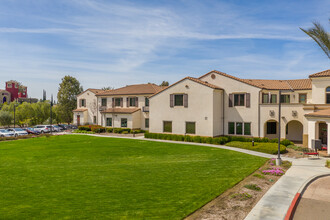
[80,99,86,107]
[299,94,307,104]
[280,95,290,103]
[129,97,137,107]
[115,98,122,107]
[174,94,183,106]
[262,93,277,104]
[101,98,107,106]
[326,87,330,104]
[234,94,245,106]
[145,97,149,106]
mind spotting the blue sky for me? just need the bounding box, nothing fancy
[0,0,329,100]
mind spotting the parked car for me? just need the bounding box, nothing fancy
[34,125,51,133]
[6,128,28,137]
[58,124,68,130]
[0,129,14,137]
[67,125,78,130]
[53,125,63,132]
[23,127,41,135]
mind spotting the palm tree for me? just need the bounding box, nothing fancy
[300,20,330,59]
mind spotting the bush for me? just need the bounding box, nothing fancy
[280,139,294,147]
[193,136,202,143]
[231,192,252,201]
[122,131,129,134]
[106,128,113,133]
[326,160,330,168]
[244,184,261,191]
[73,130,95,134]
[225,141,287,154]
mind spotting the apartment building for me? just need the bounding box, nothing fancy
[149,69,330,153]
[73,84,164,130]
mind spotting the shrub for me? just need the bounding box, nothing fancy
[244,184,261,191]
[225,141,286,154]
[106,128,113,133]
[184,135,192,142]
[262,167,284,176]
[326,160,330,168]
[193,136,202,143]
[122,131,129,134]
[280,139,294,147]
[73,130,95,134]
[261,137,270,142]
[206,137,213,144]
[286,145,304,151]
[270,138,278,143]
[78,126,91,131]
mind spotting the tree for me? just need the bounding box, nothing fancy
[0,111,13,127]
[57,76,83,124]
[300,20,330,59]
[160,81,169,86]
[102,86,114,90]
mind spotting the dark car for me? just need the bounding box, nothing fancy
[58,124,68,130]
[23,127,41,135]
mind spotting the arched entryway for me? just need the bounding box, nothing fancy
[264,120,278,139]
[286,120,303,143]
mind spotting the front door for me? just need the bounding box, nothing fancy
[77,115,80,126]
[319,123,327,145]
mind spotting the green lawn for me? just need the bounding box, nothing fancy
[0,135,267,219]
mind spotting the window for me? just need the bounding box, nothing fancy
[326,87,330,104]
[174,94,183,106]
[101,98,107,106]
[236,122,243,135]
[80,99,86,107]
[186,122,196,134]
[7,83,12,88]
[267,122,277,134]
[15,83,18,88]
[244,123,251,135]
[262,93,277,104]
[145,118,149,128]
[299,94,307,104]
[234,94,245,106]
[270,94,277,103]
[93,116,96,124]
[106,118,112,127]
[129,97,136,107]
[228,122,235,134]
[121,118,127,127]
[280,95,290,103]
[115,98,121,107]
[163,121,172,133]
[145,97,149,107]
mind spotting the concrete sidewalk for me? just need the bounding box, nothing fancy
[245,158,330,220]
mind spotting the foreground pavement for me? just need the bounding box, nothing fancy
[245,157,330,220]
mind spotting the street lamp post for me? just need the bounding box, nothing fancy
[50,94,53,134]
[276,90,282,166]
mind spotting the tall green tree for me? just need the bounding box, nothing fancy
[160,81,169,86]
[0,111,13,127]
[57,76,83,124]
[301,20,330,59]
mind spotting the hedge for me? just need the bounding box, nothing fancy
[144,132,293,147]
[225,141,287,154]
[79,126,146,134]
[0,133,52,142]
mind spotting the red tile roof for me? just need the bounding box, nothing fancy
[97,84,164,96]
[309,69,330,78]
[78,88,103,96]
[305,108,330,118]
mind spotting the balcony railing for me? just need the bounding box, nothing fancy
[142,106,149,112]
[99,106,107,111]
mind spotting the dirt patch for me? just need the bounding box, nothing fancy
[185,159,291,220]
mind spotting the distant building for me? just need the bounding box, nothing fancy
[0,80,38,104]
[0,89,11,104]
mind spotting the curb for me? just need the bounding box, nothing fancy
[284,173,330,220]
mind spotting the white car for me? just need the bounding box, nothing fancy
[6,128,28,137]
[0,129,15,137]
[34,125,51,133]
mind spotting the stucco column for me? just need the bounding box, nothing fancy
[308,121,316,149]
[327,123,330,155]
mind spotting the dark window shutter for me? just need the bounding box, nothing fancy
[183,94,188,108]
[229,94,233,107]
[120,98,123,107]
[246,93,250,108]
[170,94,174,108]
[127,97,129,107]
[112,98,114,107]
[135,97,138,107]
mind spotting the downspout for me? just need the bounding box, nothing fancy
[222,90,225,136]
[258,90,261,138]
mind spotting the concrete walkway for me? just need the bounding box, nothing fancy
[245,157,330,220]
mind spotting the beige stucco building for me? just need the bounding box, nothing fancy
[73,84,164,130]
[149,69,330,153]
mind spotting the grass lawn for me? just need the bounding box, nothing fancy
[0,135,267,219]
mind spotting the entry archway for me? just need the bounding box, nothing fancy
[286,120,303,142]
